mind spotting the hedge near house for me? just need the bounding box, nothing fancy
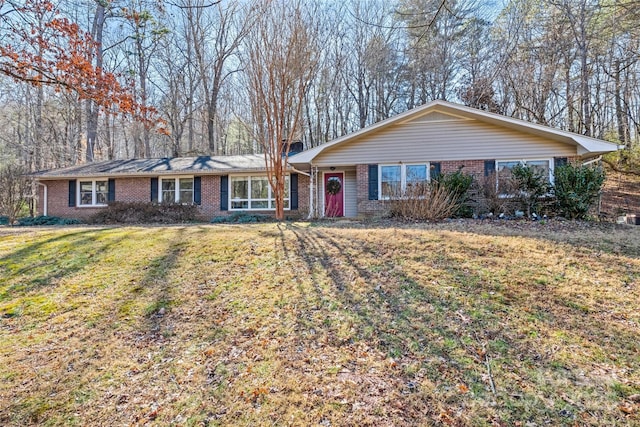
[553,164,606,220]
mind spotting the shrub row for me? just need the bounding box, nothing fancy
[89,202,199,224]
[389,163,606,221]
[17,216,82,226]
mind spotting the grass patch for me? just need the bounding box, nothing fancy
[0,221,639,425]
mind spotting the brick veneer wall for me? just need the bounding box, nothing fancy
[353,157,579,217]
[39,173,310,221]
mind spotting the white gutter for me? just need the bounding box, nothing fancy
[37,182,48,216]
[582,155,602,166]
[289,166,310,177]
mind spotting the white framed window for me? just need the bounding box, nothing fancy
[496,159,553,194]
[379,163,429,199]
[78,179,108,206]
[159,177,194,204]
[230,175,290,210]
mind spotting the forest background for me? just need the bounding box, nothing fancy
[1,0,639,176]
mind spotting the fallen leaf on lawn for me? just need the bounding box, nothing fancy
[619,403,636,414]
[458,383,470,394]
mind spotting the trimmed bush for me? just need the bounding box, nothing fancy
[0,216,8,225]
[89,202,199,224]
[211,212,272,224]
[17,216,82,226]
[435,170,474,217]
[554,163,605,220]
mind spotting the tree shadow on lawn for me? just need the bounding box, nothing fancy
[311,219,640,259]
[0,229,132,307]
[283,224,640,426]
[0,227,191,426]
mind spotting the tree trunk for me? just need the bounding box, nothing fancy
[86,2,106,162]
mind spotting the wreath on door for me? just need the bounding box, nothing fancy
[326,178,342,195]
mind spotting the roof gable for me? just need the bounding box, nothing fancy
[407,110,471,123]
[290,100,619,165]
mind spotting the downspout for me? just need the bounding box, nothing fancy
[287,166,312,219]
[582,155,602,166]
[307,165,315,219]
[37,181,48,216]
[580,155,603,217]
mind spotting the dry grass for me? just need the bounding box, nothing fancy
[1,221,639,426]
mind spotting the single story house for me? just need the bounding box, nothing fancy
[34,100,619,220]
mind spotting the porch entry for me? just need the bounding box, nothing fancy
[324,172,344,217]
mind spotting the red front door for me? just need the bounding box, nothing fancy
[324,172,344,217]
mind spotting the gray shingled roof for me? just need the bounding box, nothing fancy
[34,155,270,179]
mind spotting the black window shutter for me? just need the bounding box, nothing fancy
[150,178,158,202]
[193,176,201,205]
[368,164,378,200]
[290,173,299,210]
[68,180,76,207]
[430,162,441,180]
[108,179,116,202]
[220,175,229,211]
[554,157,568,168]
[484,160,496,177]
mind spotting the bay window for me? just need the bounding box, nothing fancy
[230,175,289,210]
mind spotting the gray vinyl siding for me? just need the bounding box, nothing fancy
[312,119,576,167]
[344,170,357,218]
[412,111,469,122]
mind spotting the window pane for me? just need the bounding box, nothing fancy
[406,165,427,183]
[231,200,248,209]
[231,177,248,200]
[161,180,176,191]
[526,160,550,180]
[497,161,519,194]
[178,178,193,204]
[283,199,289,209]
[179,189,193,204]
[161,179,176,203]
[79,181,93,205]
[284,176,290,199]
[179,178,193,190]
[381,166,401,197]
[251,177,269,199]
[251,200,268,209]
[95,180,108,204]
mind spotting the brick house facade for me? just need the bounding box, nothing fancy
[34,101,618,221]
[35,155,310,221]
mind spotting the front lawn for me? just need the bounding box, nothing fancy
[0,221,639,426]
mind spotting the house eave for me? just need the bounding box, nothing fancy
[289,100,620,166]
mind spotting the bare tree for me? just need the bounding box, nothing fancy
[0,163,31,224]
[185,0,251,154]
[244,0,318,220]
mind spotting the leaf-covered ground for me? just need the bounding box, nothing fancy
[0,221,639,426]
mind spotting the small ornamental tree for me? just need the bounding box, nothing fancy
[245,1,319,220]
[511,163,552,218]
[553,163,606,220]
